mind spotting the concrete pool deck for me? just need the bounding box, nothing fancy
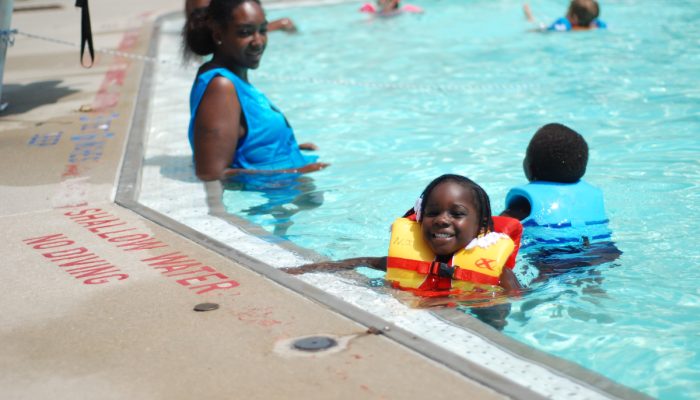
[0,1,649,399]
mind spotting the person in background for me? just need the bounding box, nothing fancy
[524,0,606,32]
[183,0,328,182]
[359,0,423,15]
[501,123,621,280]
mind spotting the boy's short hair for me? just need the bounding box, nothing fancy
[524,123,588,183]
[569,0,600,26]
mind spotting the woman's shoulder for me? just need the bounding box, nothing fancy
[197,63,241,79]
[197,63,230,78]
[196,64,244,88]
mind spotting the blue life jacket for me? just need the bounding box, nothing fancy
[188,67,317,171]
[505,180,612,249]
[547,17,607,31]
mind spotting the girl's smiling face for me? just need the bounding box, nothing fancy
[420,181,480,257]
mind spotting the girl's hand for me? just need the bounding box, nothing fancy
[299,142,318,151]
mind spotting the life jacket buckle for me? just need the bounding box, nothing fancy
[430,261,455,278]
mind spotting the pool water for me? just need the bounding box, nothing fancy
[220,0,700,398]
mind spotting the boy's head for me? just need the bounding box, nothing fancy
[566,0,600,27]
[523,123,588,183]
[417,174,493,256]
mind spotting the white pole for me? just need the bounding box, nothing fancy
[0,0,14,110]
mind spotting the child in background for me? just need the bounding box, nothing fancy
[501,123,621,278]
[524,0,606,32]
[359,0,423,15]
[286,174,522,329]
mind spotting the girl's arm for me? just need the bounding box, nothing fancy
[283,257,387,275]
[500,267,522,294]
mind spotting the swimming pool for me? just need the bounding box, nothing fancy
[139,1,699,398]
[231,1,699,398]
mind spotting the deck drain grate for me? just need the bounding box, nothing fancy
[292,336,338,352]
[193,303,219,312]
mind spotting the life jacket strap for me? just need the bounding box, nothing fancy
[388,257,501,286]
[452,267,500,285]
[387,256,432,274]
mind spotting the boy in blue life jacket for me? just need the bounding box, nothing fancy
[524,0,606,32]
[501,123,621,279]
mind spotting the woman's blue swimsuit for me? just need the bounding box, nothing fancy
[188,67,317,171]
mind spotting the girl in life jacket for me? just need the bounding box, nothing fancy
[285,174,522,298]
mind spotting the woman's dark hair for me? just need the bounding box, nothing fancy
[183,0,261,57]
[418,174,494,235]
[525,123,588,183]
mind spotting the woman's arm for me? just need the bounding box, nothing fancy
[193,76,242,181]
[222,161,329,177]
[283,256,387,275]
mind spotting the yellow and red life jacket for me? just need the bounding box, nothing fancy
[386,217,515,295]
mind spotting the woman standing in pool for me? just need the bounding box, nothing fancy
[184,0,328,181]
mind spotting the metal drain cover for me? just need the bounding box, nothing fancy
[193,303,219,312]
[292,336,338,352]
